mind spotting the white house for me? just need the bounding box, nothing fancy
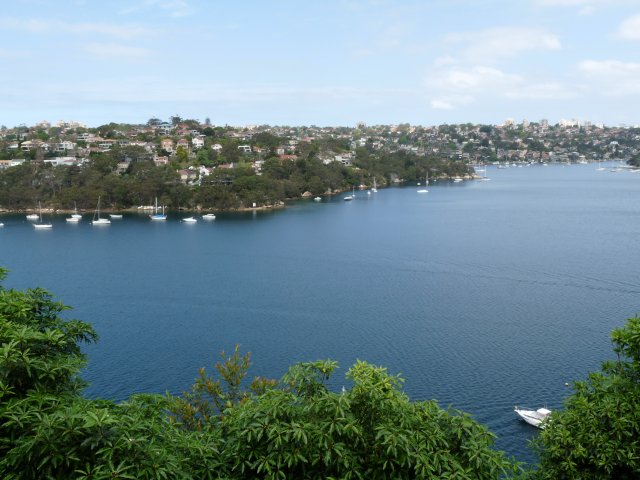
[192,137,205,149]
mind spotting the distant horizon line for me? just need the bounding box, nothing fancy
[3,118,639,130]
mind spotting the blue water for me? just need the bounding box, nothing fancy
[1,163,639,464]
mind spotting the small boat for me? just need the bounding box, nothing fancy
[344,186,355,201]
[417,173,429,193]
[202,213,216,220]
[371,178,378,193]
[92,196,111,225]
[453,177,463,183]
[26,213,39,220]
[514,406,551,428]
[314,196,321,202]
[478,166,491,182]
[33,202,53,229]
[149,197,167,221]
[66,203,82,223]
[182,217,197,223]
[109,214,123,219]
[0,222,4,227]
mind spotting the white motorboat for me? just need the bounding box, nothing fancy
[514,406,551,428]
[109,214,123,219]
[26,213,39,220]
[182,217,197,223]
[202,213,216,220]
[314,196,321,202]
[453,177,463,183]
[92,196,111,225]
[66,216,80,223]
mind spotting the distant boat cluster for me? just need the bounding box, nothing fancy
[20,196,216,229]
[23,211,217,229]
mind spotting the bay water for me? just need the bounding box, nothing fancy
[1,163,639,463]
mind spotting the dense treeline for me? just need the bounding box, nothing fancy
[2,267,640,478]
[0,149,472,212]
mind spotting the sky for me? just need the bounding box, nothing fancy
[1,0,640,127]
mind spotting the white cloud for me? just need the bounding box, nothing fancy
[534,0,593,5]
[617,14,640,40]
[424,64,577,108]
[443,27,561,63]
[578,59,640,95]
[430,99,454,110]
[534,0,636,12]
[505,82,578,99]
[426,65,522,91]
[578,5,596,15]
[120,0,193,18]
[83,43,152,58]
[0,18,150,39]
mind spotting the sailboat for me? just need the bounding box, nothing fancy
[344,186,355,201]
[66,202,82,223]
[371,177,378,193]
[91,196,111,225]
[149,197,167,220]
[595,160,605,171]
[478,165,491,181]
[417,173,429,193]
[33,202,53,229]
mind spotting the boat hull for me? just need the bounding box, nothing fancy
[514,407,551,428]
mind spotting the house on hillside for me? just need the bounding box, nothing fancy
[154,155,169,166]
[55,141,76,152]
[177,168,198,184]
[161,139,174,153]
[192,136,205,149]
[176,138,190,151]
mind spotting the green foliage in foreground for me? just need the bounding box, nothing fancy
[3,265,640,479]
[532,316,640,479]
[0,267,518,479]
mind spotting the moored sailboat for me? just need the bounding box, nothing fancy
[91,196,111,225]
[66,202,82,223]
[33,202,53,229]
[149,197,167,220]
